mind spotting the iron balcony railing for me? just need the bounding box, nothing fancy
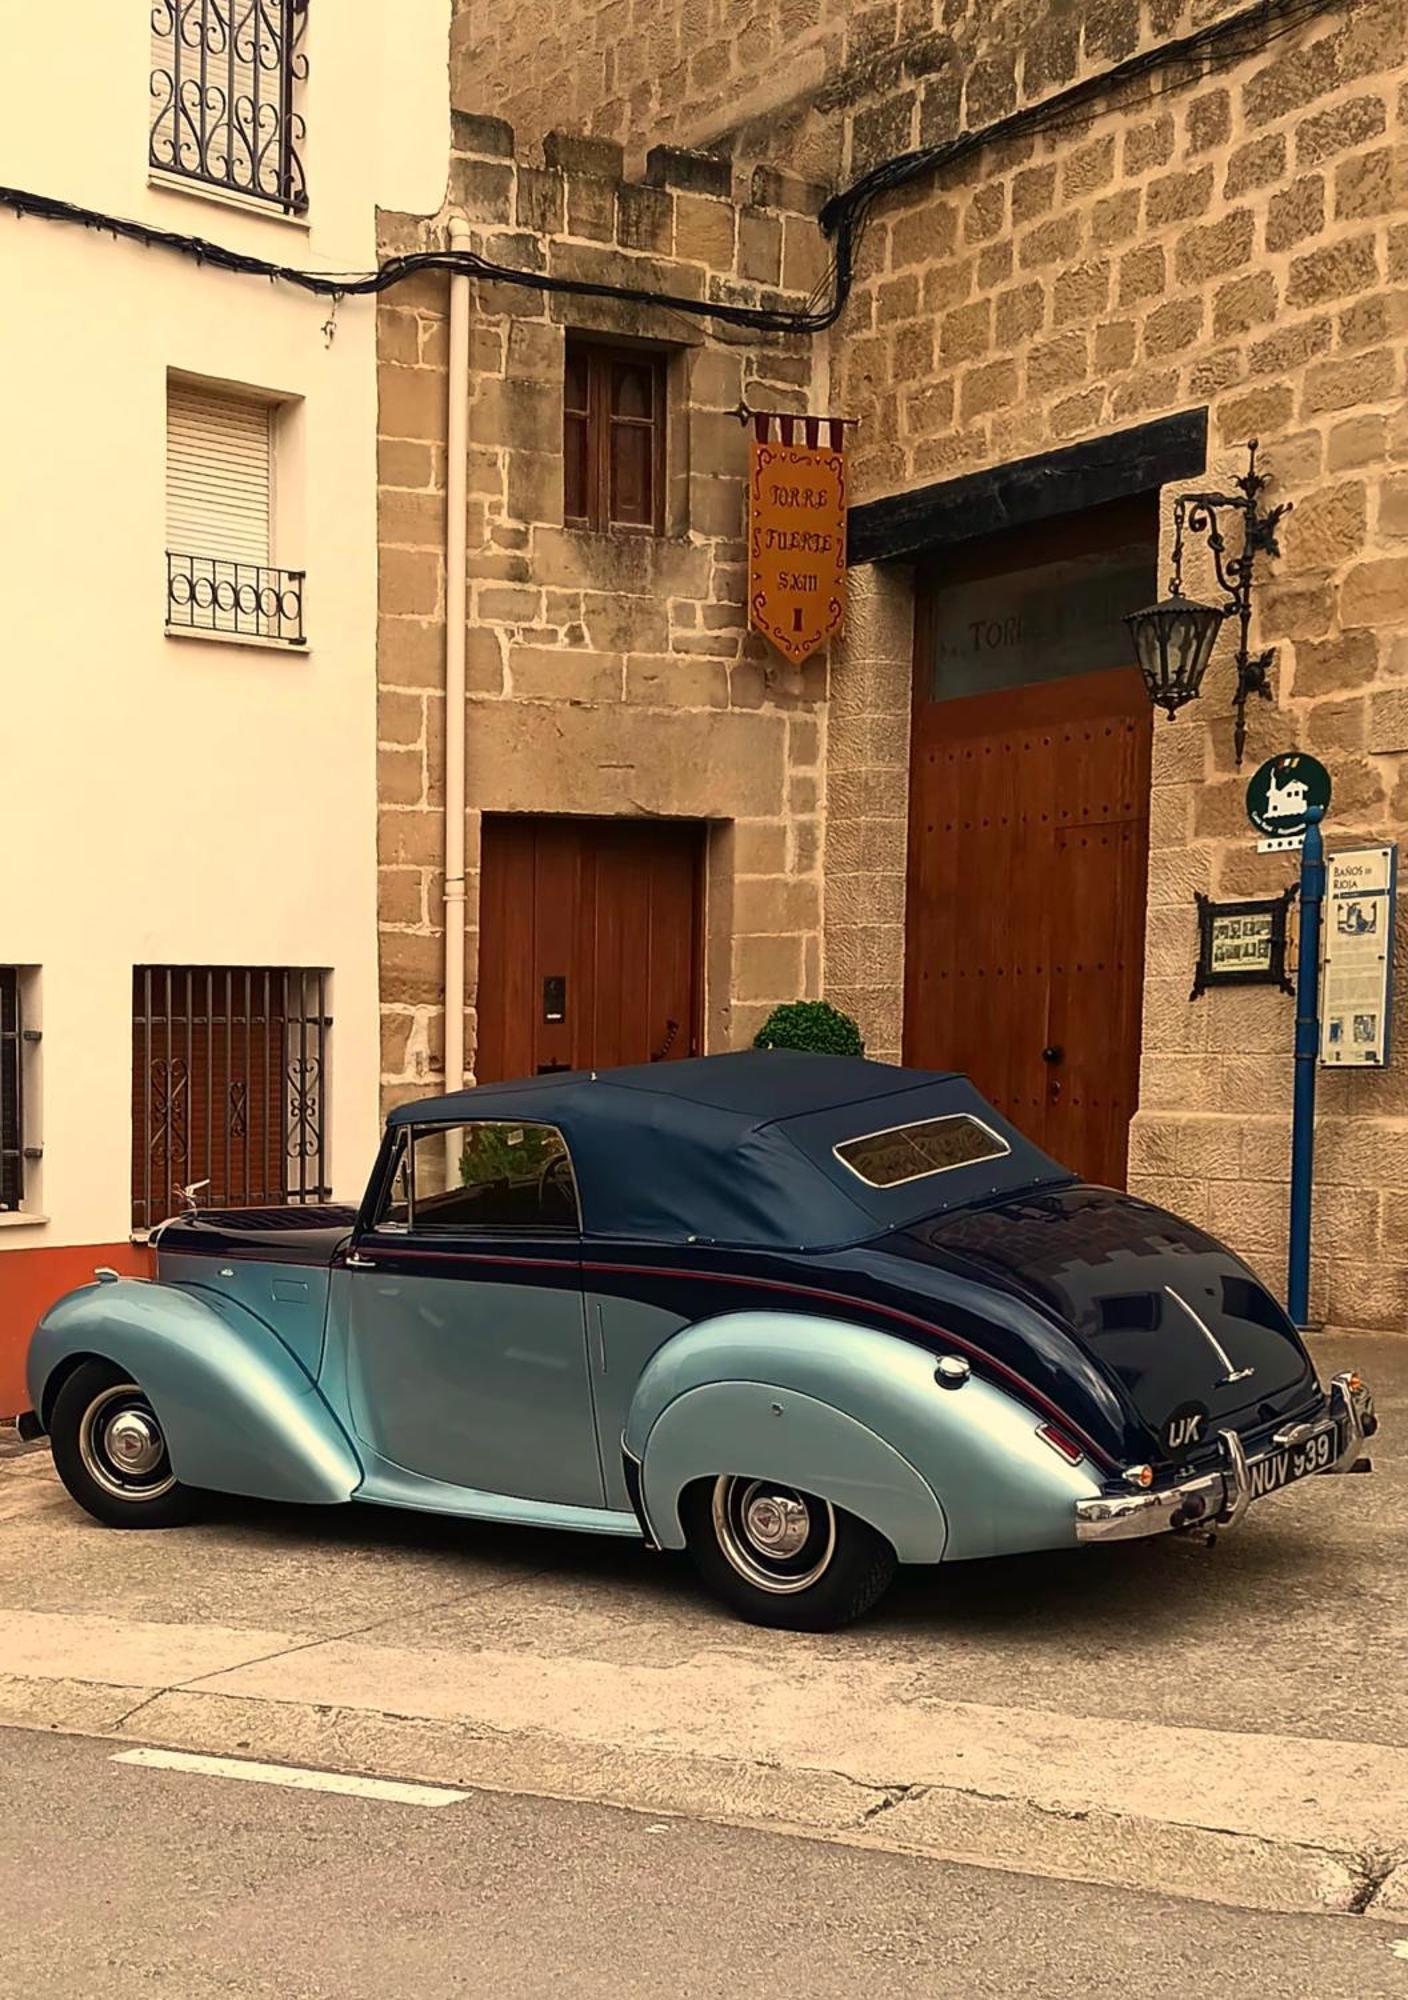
[149,0,309,214]
[166,553,306,645]
[132,966,331,1231]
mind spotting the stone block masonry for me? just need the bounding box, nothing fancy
[449,1,1312,192]
[411,0,1408,1334]
[813,0,1408,1333]
[376,116,826,1112]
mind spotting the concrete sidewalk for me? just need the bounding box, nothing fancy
[3,1333,1406,1919]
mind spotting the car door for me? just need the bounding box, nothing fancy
[342,1116,604,1508]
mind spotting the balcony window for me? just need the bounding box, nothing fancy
[149,0,309,215]
[165,377,305,645]
[131,966,330,1230]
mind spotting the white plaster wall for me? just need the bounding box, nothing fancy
[0,1,449,1246]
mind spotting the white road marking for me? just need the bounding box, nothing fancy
[112,1747,469,1808]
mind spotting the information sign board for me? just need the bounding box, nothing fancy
[1320,843,1397,1067]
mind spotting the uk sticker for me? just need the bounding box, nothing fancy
[1163,1402,1209,1456]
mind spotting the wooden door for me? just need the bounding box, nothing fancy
[477,817,703,1083]
[904,500,1156,1188]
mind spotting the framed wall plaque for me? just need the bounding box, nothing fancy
[1191,888,1296,999]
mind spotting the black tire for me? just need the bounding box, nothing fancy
[681,1475,896,1631]
[49,1360,198,1530]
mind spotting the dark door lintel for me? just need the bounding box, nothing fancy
[847,409,1208,569]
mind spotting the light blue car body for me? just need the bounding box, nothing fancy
[25,1256,1101,1564]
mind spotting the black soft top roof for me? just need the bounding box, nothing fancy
[386,1051,1072,1251]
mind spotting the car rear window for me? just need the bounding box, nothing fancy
[834,1114,1009,1189]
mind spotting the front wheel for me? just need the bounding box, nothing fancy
[49,1361,198,1529]
[682,1476,896,1631]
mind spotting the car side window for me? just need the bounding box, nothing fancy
[375,1121,579,1233]
[379,1138,412,1228]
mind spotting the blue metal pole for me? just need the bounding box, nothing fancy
[1287,803,1325,1328]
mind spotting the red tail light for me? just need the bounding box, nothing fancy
[1037,1422,1084,1465]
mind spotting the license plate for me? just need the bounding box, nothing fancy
[1246,1422,1341,1500]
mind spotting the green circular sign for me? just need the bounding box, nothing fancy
[1245,752,1332,836]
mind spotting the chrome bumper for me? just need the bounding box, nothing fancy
[1075,1370,1375,1546]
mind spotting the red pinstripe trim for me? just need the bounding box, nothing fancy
[346,1242,1119,1472]
[582,1260,1118,1471]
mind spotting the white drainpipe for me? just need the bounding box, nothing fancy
[444,215,472,1097]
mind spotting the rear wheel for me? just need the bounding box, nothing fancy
[682,1475,896,1631]
[49,1361,197,1529]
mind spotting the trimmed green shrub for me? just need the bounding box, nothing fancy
[753,999,865,1058]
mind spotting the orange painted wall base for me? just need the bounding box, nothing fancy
[0,1241,153,1418]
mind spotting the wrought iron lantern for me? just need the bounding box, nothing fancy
[1126,593,1223,719]
[1125,440,1290,766]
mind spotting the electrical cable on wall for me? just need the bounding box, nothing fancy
[0,0,1343,338]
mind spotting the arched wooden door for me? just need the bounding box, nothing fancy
[903,499,1156,1189]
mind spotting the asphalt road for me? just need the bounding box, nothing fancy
[3,1726,1408,2000]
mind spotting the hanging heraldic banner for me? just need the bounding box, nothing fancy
[748,412,847,666]
[1321,843,1398,1068]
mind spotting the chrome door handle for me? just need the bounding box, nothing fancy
[344,1251,376,1269]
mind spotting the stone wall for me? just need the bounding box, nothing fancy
[408,0,1408,1330]
[450,0,1269,185]
[376,116,824,1109]
[823,566,913,1061]
[820,0,1408,1332]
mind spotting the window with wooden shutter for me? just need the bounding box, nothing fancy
[563,340,665,534]
[165,379,305,644]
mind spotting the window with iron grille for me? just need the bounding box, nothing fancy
[131,967,330,1230]
[564,340,666,534]
[1,969,24,1212]
[149,0,309,215]
[166,377,305,646]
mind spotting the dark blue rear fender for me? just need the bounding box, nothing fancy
[28,1279,360,1504]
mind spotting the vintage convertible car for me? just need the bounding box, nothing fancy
[21,1052,1376,1629]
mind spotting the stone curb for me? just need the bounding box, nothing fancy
[0,1673,1392,1920]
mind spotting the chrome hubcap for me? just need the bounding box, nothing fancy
[105,1410,164,1476]
[77,1384,177,1503]
[711,1477,836,1595]
[743,1491,810,1558]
